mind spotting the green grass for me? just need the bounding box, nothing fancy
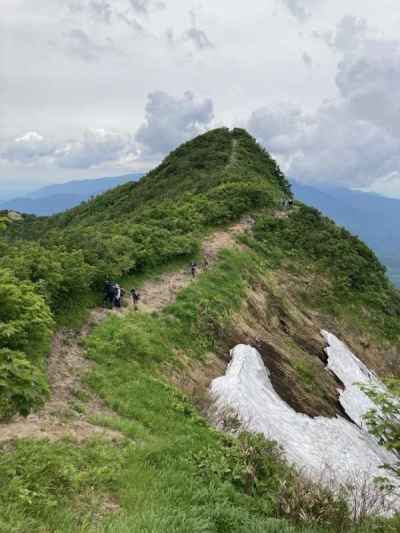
[1,248,400,532]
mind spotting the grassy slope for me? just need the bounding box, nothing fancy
[1,249,400,532]
[0,128,288,418]
[1,130,400,532]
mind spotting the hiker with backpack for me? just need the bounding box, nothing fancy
[113,283,123,308]
[130,288,140,310]
[104,280,115,307]
[191,261,197,278]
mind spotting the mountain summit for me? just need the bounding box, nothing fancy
[1,128,400,531]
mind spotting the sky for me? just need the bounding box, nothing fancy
[2,0,400,199]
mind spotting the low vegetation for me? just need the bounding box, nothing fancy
[1,129,399,531]
[246,204,400,343]
[0,129,286,418]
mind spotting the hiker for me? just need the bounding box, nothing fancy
[104,280,114,307]
[191,261,197,278]
[113,283,122,308]
[130,288,140,310]
[288,198,294,209]
[203,257,209,271]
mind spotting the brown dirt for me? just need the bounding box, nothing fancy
[0,220,253,444]
[0,306,123,444]
[128,219,253,313]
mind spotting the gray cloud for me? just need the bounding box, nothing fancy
[1,132,56,164]
[65,28,120,61]
[89,0,113,24]
[0,129,135,170]
[184,27,213,51]
[57,129,135,168]
[0,91,213,169]
[248,16,400,189]
[281,0,309,21]
[166,10,214,52]
[183,10,213,51]
[129,0,165,15]
[334,15,368,51]
[135,91,214,157]
[66,29,102,61]
[302,51,312,68]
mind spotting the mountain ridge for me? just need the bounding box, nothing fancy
[1,128,400,532]
[292,181,400,286]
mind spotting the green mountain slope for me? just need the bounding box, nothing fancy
[1,128,400,533]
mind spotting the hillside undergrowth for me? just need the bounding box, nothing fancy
[0,128,287,419]
[1,129,400,532]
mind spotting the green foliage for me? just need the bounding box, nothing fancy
[4,129,285,307]
[362,379,400,478]
[1,129,399,532]
[248,205,400,341]
[0,242,94,310]
[0,268,53,355]
[0,349,49,417]
[253,205,388,294]
[193,432,289,501]
[0,129,286,415]
[0,268,53,418]
[0,438,132,531]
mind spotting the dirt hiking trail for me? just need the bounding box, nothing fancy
[0,219,253,444]
[136,220,252,313]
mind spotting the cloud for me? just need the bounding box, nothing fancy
[0,90,214,169]
[129,0,165,15]
[281,0,309,21]
[57,129,135,168]
[89,0,113,24]
[135,91,214,157]
[65,28,120,61]
[1,132,56,164]
[281,0,323,22]
[248,16,400,188]
[183,10,214,51]
[166,10,214,53]
[0,129,135,170]
[334,15,368,51]
[302,51,312,68]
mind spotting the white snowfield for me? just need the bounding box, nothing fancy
[210,334,400,512]
[321,330,387,429]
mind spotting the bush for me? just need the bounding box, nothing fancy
[0,268,53,418]
[0,349,48,417]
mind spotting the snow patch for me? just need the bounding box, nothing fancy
[322,330,386,429]
[210,338,399,512]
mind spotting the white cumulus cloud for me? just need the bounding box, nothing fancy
[135,91,214,158]
[248,15,400,189]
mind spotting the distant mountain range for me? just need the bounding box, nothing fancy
[291,182,400,287]
[0,174,142,216]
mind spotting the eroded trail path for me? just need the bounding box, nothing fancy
[0,309,122,443]
[137,220,251,312]
[0,220,253,443]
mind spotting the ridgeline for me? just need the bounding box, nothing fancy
[0,128,400,532]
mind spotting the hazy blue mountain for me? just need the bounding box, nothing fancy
[0,174,142,216]
[291,182,400,286]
